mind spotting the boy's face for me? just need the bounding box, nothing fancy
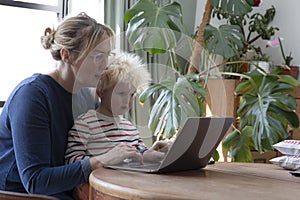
[101,82,136,116]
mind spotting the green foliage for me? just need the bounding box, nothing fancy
[125,0,206,139]
[139,74,206,139]
[211,0,253,18]
[223,70,300,162]
[125,0,299,164]
[124,0,185,55]
[205,0,278,62]
[223,126,253,162]
[204,24,244,59]
[212,150,220,161]
[248,6,278,41]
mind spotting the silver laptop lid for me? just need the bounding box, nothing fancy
[157,117,233,173]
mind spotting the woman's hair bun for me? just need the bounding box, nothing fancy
[41,27,55,50]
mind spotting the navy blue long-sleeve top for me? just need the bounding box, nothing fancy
[0,74,92,199]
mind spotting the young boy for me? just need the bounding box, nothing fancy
[65,52,167,199]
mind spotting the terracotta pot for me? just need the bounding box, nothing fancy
[206,79,240,162]
[279,66,299,79]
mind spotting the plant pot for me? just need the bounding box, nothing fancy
[250,61,271,74]
[206,78,240,162]
[279,66,299,79]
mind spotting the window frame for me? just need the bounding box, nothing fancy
[0,0,67,20]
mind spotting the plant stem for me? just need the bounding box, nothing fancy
[247,34,261,45]
[278,38,286,64]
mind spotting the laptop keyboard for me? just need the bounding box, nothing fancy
[126,161,161,169]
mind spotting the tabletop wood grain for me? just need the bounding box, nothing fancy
[89,162,300,200]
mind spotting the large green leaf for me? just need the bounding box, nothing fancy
[224,71,299,160]
[269,105,299,128]
[204,24,244,59]
[236,73,299,152]
[124,0,185,54]
[139,75,206,139]
[211,0,253,16]
[234,80,252,94]
[278,74,300,87]
[222,127,253,162]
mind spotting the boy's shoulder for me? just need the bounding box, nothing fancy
[76,109,98,121]
[76,109,117,123]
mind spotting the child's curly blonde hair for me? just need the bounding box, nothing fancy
[96,52,151,97]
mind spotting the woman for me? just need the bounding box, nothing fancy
[0,12,141,200]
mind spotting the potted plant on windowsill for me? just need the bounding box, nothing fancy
[266,37,299,79]
[249,49,271,74]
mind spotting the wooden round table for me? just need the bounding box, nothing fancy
[89,162,300,200]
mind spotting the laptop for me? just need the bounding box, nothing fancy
[104,117,234,173]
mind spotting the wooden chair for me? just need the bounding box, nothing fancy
[0,190,58,200]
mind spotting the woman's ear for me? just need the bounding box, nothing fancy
[60,48,71,63]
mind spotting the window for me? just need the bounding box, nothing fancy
[68,0,104,23]
[12,0,59,6]
[0,5,58,101]
[0,0,104,102]
[0,0,104,114]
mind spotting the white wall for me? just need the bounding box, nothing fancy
[195,0,300,80]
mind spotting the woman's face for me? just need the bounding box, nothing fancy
[74,34,112,89]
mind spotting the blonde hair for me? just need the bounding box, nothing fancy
[40,12,114,62]
[96,52,151,96]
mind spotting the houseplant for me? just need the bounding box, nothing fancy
[124,0,207,140]
[124,0,300,162]
[267,37,299,79]
[222,69,299,162]
[189,0,278,76]
[249,50,271,74]
[188,0,299,162]
[267,37,293,66]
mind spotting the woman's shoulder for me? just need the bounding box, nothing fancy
[6,73,70,106]
[21,73,50,82]
[6,74,49,99]
[15,73,61,92]
[31,73,67,92]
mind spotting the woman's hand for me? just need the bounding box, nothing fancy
[89,142,143,170]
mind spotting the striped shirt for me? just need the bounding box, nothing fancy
[65,109,148,164]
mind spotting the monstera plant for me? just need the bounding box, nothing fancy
[124,0,206,139]
[124,0,299,163]
[205,0,278,58]
[222,68,300,162]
